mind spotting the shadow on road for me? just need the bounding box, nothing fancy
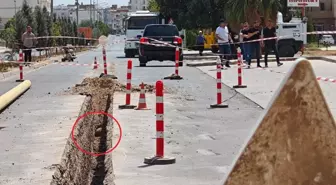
[135,65,175,68]
[137,164,154,168]
[116,56,138,59]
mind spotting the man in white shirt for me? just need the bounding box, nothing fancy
[216,19,233,68]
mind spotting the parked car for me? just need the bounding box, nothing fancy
[319,35,335,45]
[138,24,183,67]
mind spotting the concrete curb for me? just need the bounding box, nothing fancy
[0,80,32,112]
[186,56,336,67]
[184,56,218,60]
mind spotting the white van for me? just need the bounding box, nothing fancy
[124,11,164,57]
[319,35,335,45]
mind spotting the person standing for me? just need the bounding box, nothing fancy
[240,22,250,64]
[196,31,206,56]
[246,21,262,68]
[215,19,232,68]
[21,25,36,63]
[239,23,244,57]
[261,19,283,67]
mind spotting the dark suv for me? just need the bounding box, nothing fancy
[138,24,183,67]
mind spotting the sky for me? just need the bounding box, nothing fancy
[54,0,129,7]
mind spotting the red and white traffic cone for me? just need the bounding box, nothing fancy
[16,49,24,82]
[135,82,150,110]
[233,47,247,88]
[164,47,183,80]
[119,60,137,109]
[210,57,228,108]
[144,80,176,165]
[93,57,98,69]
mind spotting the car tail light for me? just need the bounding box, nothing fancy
[140,37,149,44]
[174,37,182,44]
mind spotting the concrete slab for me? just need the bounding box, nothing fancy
[112,81,262,185]
[0,95,85,185]
[197,59,336,118]
[223,59,336,185]
[0,49,98,184]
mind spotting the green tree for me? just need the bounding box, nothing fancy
[148,0,160,12]
[51,21,61,46]
[34,6,47,49]
[0,18,17,48]
[156,0,227,29]
[43,6,52,47]
[226,0,281,26]
[72,21,78,45]
[21,0,34,28]
[79,20,91,27]
[15,11,26,46]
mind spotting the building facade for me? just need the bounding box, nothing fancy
[128,0,149,11]
[0,0,51,24]
[53,3,101,25]
[110,6,129,33]
[306,0,335,31]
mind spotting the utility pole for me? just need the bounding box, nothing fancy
[50,0,53,17]
[90,0,92,26]
[75,0,79,26]
[14,0,17,15]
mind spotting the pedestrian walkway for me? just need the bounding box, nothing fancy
[197,59,336,118]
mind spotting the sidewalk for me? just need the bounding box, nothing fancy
[196,59,336,118]
[186,55,336,67]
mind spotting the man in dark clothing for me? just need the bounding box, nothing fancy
[246,21,262,68]
[261,19,283,67]
[240,22,250,64]
[21,25,36,62]
[196,31,206,56]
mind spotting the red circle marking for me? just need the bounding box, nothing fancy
[71,111,122,156]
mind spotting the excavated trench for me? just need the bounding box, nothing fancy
[50,77,117,185]
[50,77,156,185]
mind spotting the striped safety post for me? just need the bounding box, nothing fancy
[163,47,183,80]
[144,80,176,165]
[16,49,24,82]
[93,57,98,69]
[210,57,228,108]
[118,60,136,109]
[156,80,164,157]
[135,82,150,110]
[175,47,179,76]
[103,47,107,75]
[233,47,247,88]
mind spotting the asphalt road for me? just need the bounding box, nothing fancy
[0,41,104,184]
[0,35,264,185]
[109,37,264,184]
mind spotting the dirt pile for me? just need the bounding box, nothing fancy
[72,77,156,94]
[0,62,19,72]
[72,77,116,96]
[114,82,155,93]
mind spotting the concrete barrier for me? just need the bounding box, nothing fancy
[0,80,32,112]
[222,58,336,185]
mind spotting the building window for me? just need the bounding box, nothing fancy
[320,3,325,11]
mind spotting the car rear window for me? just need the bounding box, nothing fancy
[144,25,179,37]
